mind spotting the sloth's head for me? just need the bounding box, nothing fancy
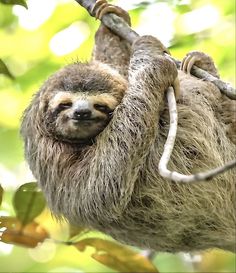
[47,89,120,143]
[24,62,127,144]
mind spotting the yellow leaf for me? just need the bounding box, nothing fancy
[74,238,158,273]
[0,216,49,248]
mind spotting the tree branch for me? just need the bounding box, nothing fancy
[74,0,236,100]
[141,249,156,261]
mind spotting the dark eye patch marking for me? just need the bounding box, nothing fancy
[94,103,112,114]
[48,102,72,122]
[58,102,72,110]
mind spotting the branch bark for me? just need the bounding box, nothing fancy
[141,249,156,261]
[74,0,236,100]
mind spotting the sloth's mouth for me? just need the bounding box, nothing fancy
[72,119,95,125]
[72,117,107,125]
[72,118,95,121]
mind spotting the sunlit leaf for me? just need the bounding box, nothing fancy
[0,184,3,207]
[198,249,236,272]
[0,59,14,79]
[13,182,46,225]
[0,0,28,9]
[74,238,158,273]
[0,216,49,248]
[174,4,192,14]
[69,224,89,239]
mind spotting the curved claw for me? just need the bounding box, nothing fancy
[98,6,124,20]
[91,0,107,20]
[181,54,190,72]
[91,0,131,24]
[181,55,200,75]
[187,56,199,74]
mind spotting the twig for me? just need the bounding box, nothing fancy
[190,67,236,100]
[141,249,157,261]
[158,88,236,183]
[74,0,236,100]
[74,0,236,182]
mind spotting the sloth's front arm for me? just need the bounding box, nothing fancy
[77,36,178,221]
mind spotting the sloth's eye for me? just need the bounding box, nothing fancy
[94,104,110,113]
[58,102,72,109]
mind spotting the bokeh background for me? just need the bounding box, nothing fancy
[0,0,235,272]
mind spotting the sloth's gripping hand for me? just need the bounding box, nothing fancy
[181,51,219,78]
[131,35,180,98]
[92,0,131,25]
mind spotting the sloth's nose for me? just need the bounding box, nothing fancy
[73,109,92,120]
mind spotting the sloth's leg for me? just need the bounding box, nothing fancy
[218,99,236,145]
[181,52,236,145]
[181,51,219,78]
[91,0,131,78]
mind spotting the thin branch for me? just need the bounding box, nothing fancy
[74,0,95,16]
[185,64,236,100]
[74,0,236,182]
[158,88,236,183]
[141,249,156,261]
[74,0,236,100]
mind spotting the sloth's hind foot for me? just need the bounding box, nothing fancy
[181,51,219,78]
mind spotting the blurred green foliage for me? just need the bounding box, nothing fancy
[0,0,235,272]
[0,0,27,9]
[13,182,46,224]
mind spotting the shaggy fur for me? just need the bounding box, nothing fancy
[21,20,236,252]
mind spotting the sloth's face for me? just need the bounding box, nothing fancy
[46,91,120,143]
[39,62,127,143]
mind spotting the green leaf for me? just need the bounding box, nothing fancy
[0,0,28,9]
[0,184,3,207]
[0,59,14,79]
[0,216,49,248]
[174,4,192,14]
[13,182,46,225]
[74,238,159,273]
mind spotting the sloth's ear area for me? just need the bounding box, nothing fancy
[37,87,55,114]
[38,94,47,112]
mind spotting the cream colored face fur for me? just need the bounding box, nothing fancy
[48,91,119,142]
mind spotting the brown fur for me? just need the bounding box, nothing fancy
[21,17,236,253]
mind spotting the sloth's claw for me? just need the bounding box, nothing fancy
[92,0,131,25]
[98,6,123,20]
[181,51,216,76]
[181,54,199,75]
[92,0,107,20]
[186,56,198,75]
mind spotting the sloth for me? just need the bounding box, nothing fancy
[21,1,236,253]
